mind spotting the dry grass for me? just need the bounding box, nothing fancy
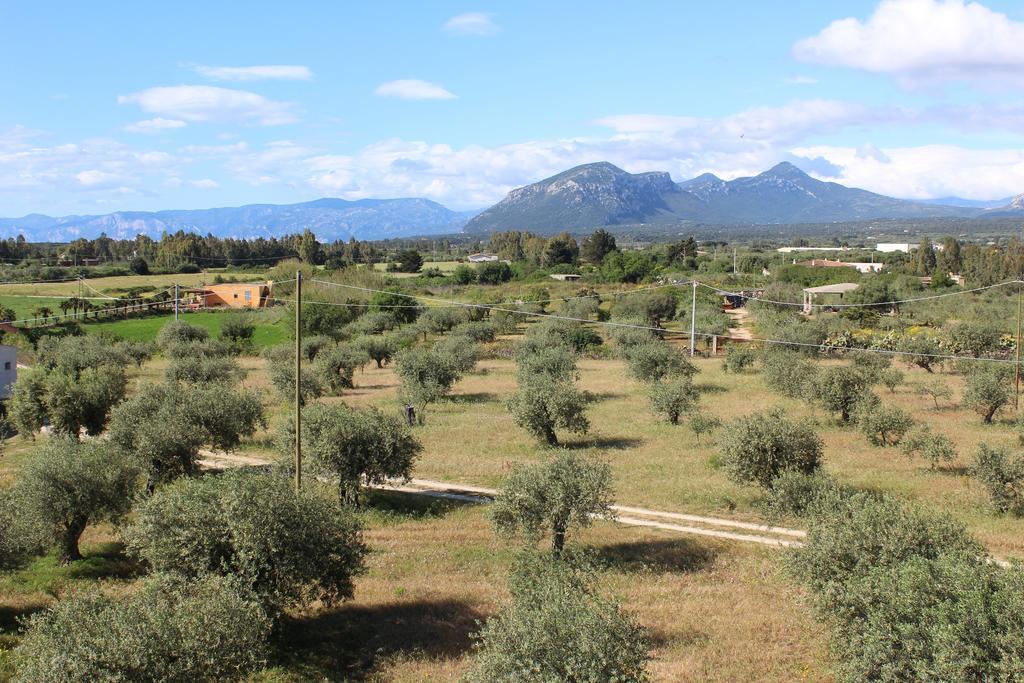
[0,272,242,298]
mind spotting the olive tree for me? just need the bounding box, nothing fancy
[723,346,757,374]
[8,364,127,439]
[971,444,1024,515]
[14,573,270,682]
[648,377,699,425]
[688,412,722,444]
[915,379,952,409]
[432,334,480,375]
[491,452,614,555]
[165,355,243,385]
[107,382,264,489]
[718,408,823,489]
[507,376,590,446]
[465,552,649,683]
[11,439,138,563]
[879,367,904,393]
[515,340,578,383]
[900,425,957,469]
[394,346,463,416]
[353,334,397,368]
[155,320,209,353]
[263,344,323,405]
[313,344,369,395]
[812,366,871,422]
[625,341,696,383]
[761,349,817,401]
[219,313,256,353]
[899,335,943,373]
[279,403,421,506]
[122,469,367,614]
[856,401,914,447]
[962,365,1013,423]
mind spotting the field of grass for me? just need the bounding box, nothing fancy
[0,296,70,322]
[0,272,246,298]
[82,309,291,348]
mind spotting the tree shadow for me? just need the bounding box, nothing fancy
[564,436,643,451]
[362,488,479,520]
[597,537,718,574]
[68,542,147,581]
[278,599,485,680]
[586,391,627,402]
[0,603,46,635]
[446,392,499,404]
[694,382,727,394]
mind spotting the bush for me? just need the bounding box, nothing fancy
[123,469,367,614]
[900,425,957,469]
[648,377,699,425]
[812,366,871,423]
[507,376,590,446]
[723,346,757,374]
[394,346,463,415]
[453,320,498,343]
[971,444,1024,515]
[13,573,270,682]
[492,452,614,554]
[718,408,823,489]
[11,439,138,563]
[432,334,480,375]
[278,403,421,506]
[219,313,256,353]
[962,365,1013,423]
[313,344,368,395]
[476,260,513,285]
[914,379,952,408]
[352,335,398,368]
[156,320,209,353]
[846,350,891,383]
[264,345,323,406]
[128,255,149,275]
[756,470,848,522]
[165,355,243,385]
[452,264,476,285]
[465,552,649,683]
[856,400,914,447]
[624,341,696,383]
[761,349,816,401]
[899,334,943,373]
[515,340,578,383]
[687,412,721,444]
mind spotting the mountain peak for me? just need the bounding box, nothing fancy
[762,161,810,179]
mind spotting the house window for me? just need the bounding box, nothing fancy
[3,362,9,370]
[244,290,251,302]
[233,293,238,298]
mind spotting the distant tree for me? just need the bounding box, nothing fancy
[297,228,322,264]
[625,341,696,384]
[719,409,823,489]
[899,335,942,373]
[123,469,367,614]
[369,287,421,324]
[466,552,649,683]
[648,377,699,425]
[723,346,757,374]
[948,322,1001,358]
[915,379,953,409]
[688,412,721,444]
[313,344,369,395]
[491,452,614,554]
[278,403,421,506]
[580,229,618,264]
[879,367,905,393]
[971,444,1024,515]
[13,574,271,683]
[353,335,397,368]
[219,313,256,353]
[812,366,871,422]
[11,439,138,563]
[856,401,914,447]
[394,347,463,416]
[394,249,424,273]
[900,425,956,469]
[542,232,579,268]
[264,345,323,406]
[515,340,578,383]
[165,355,242,385]
[507,376,590,446]
[451,264,477,285]
[962,365,1013,423]
[128,256,149,275]
[476,260,513,285]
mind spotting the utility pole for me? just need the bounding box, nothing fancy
[294,268,303,492]
[733,248,737,275]
[174,283,179,321]
[1016,280,1022,410]
[689,280,697,357]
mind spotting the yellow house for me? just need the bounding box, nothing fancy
[187,281,274,309]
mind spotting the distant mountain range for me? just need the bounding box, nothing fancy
[2,162,1023,243]
[0,198,478,242]
[464,161,1024,234]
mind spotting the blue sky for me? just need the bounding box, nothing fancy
[3,0,1024,216]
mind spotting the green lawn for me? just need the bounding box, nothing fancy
[0,296,71,322]
[83,309,290,348]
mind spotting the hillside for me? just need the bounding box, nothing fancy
[0,197,477,242]
[464,161,982,234]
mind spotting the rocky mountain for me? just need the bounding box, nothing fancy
[464,161,983,234]
[982,194,1024,217]
[0,197,477,242]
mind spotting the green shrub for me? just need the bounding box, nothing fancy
[13,573,270,682]
[962,365,1013,423]
[648,377,699,425]
[687,412,721,444]
[761,349,817,401]
[394,346,463,415]
[718,408,822,489]
[515,340,578,383]
[156,320,209,353]
[846,350,891,383]
[812,366,871,423]
[898,334,943,373]
[914,379,952,408]
[165,355,243,385]
[491,452,613,554]
[756,470,849,522]
[122,469,367,614]
[465,552,649,683]
[313,344,369,395]
[263,344,323,406]
[352,334,398,368]
[624,341,696,383]
[878,367,904,393]
[971,444,1024,515]
[219,313,256,353]
[723,346,757,374]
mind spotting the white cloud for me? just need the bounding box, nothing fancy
[124,118,187,134]
[443,12,500,36]
[794,0,1024,85]
[118,85,298,125]
[785,75,818,85]
[194,64,313,81]
[188,178,220,189]
[75,169,119,187]
[375,79,457,100]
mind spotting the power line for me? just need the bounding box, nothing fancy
[701,279,1021,309]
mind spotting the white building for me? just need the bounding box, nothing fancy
[776,246,848,253]
[467,253,498,263]
[876,243,913,253]
[0,345,16,399]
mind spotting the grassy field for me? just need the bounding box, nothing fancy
[82,309,291,348]
[0,296,71,322]
[0,272,244,298]
[371,261,464,279]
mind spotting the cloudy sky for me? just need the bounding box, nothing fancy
[3,0,1024,216]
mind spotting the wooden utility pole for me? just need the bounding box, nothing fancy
[1016,280,1022,410]
[174,283,179,321]
[689,280,697,357]
[294,269,303,492]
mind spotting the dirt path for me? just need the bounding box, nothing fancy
[726,307,754,340]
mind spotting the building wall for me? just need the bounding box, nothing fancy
[203,284,271,309]
[0,345,17,399]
